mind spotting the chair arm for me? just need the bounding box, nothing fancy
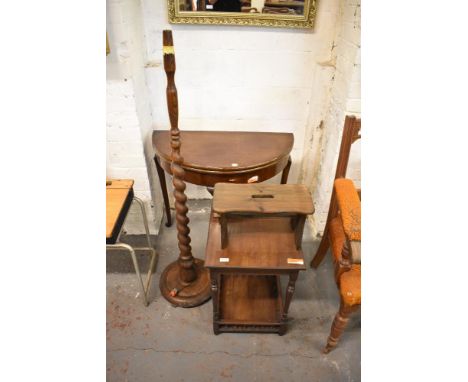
[335,240,360,283]
[349,241,361,264]
[340,240,361,266]
[334,178,361,241]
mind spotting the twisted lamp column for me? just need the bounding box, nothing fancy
[158,30,211,307]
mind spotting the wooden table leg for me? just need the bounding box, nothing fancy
[220,214,228,249]
[280,271,298,335]
[154,155,172,227]
[292,215,306,250]
[211,271,220,334]
[280,155,292,184]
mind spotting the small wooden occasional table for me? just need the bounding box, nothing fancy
[205,183,314,335]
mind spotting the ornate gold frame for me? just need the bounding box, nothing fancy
[168,0,316,29]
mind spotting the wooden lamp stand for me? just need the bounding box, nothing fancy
[158,30,211,308]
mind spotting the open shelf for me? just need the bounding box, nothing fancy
[218,274,283,331]
[205,214,306,271]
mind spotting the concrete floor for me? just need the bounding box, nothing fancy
[107,200,360,382]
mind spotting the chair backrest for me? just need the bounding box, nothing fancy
[311,115,361,268]
[327,115,361,223]
[334,115,361,180]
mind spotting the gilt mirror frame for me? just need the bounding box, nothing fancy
[168,0,316,29]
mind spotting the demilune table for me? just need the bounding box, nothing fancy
[152,130,294,227]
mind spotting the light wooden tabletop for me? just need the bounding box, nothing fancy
[106,179,134,240]
[213,183,314,215]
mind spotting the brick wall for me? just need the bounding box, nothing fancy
[305,0,361,236]
[141,0,342,199]
[107,0,163,234]
[106,0,360,235]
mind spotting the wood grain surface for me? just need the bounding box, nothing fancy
[106,179,134,240]
[213,183,314,215]
[153,130,293,172]
[219,274,281,323]
[204,213,306,271]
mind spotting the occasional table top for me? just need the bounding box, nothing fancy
[106,179,134,241]
[152,130,293,172]
[204,213,306,271]
[213,183,314,215]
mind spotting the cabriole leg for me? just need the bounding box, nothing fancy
[154,155,172,227]
[280,156,292,184]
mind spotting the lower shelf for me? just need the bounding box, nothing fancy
[217,274,283,333]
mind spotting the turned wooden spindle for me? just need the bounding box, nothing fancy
[163,30,196,284]
[324,300,359,353]
[158,30,211,307]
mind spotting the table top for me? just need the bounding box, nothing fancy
[204,213,306,271]
[152,130,293,173]
[106,179,134,241]
[213,183,314,215]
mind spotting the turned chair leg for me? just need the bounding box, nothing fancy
[323,300,358,354]
[310,225,330,268]
[154,155,172,227]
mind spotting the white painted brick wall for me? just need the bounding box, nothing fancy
[140,0,342,200]
[106,0,360,235]
[106,79,159,234]
[305,0,361,236]
[107,0,163,234]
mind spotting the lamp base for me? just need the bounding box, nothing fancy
[159,258,211,308]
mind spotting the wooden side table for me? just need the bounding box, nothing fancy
[205,183,314,335]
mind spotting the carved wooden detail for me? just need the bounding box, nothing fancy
[158,30,211,308]
[324,300,360,354]
[335,240,351,285]
[165,30,196,284]
[167,0,317,29]
[210,272,220,334]
[280,271,298,335]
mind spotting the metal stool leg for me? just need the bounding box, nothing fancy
[106,196,158,307]
[133,197,154,251]
[107,243,149,306]
[132,196,158,295]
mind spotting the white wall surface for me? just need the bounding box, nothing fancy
[304,0,361,235]
[106,0,361,235]
[141,0,341,199]
[107,0,163,234]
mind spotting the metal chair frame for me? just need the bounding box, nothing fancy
[106,196,158,306]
